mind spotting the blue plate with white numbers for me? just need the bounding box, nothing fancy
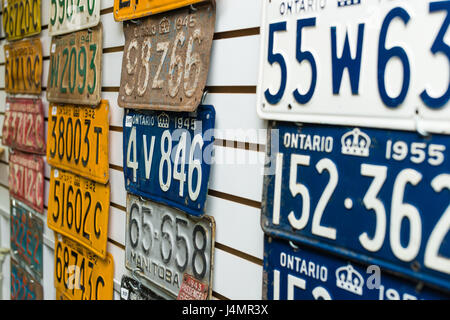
[261,121,450,292]
[123,105,215,217]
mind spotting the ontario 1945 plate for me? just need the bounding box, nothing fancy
[2,0,41,41]
[262,121,450,293]
[118,2,215,112]
[11,258,43,300]
[263,236,449,300]
[10,199,43,280]
[49,0,101,36]
[9,151,44,214]
[123,105,215,217]
[4,38,42,94]
[257,0,450,134]
[120,275,166,300]
[54,234,114,300]
[2,98,45,154]
[47,23,102,105]
[48,168,110,259]
[46,101,109,184]
[125,194,215,299]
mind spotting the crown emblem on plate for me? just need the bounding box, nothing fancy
[157,113,170,128]
[336,264,364,296]
[159,17,170,34]
[341,128,370,157]
[337,0,361,7]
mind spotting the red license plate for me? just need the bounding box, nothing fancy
[9,152,44,214]
[2,98,46,154]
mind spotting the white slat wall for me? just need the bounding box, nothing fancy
[0,0,266,300]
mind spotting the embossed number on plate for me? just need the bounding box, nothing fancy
[11,258,43,300]
[3,0,41,41]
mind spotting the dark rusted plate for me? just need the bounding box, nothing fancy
[10,258,43,300]
[4,38,42,94]
[176,273,208,300]
[118,2,215,112]
[2,98,45,154]
[120,275,166,300]
[46,23,102,105]
[9,151,44,214]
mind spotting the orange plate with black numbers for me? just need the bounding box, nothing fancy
[113,0,208,21]
[4,38,42,94]
[3,0,41,41]
[48,168,110,259]
[54,235,114,300]
[46,101,109,184]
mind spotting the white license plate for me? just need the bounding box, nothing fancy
[125,193,215,299]
[49,0,100,36]
[257,0,450,134]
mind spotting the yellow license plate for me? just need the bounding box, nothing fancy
[48,168,110,259]
[113,0,207,21]
[54,234,114,300]
[4,38,42,94]
[56,289,70,300]
[2,0,41,40]
[46,101,109,184]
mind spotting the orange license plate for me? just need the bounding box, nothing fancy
[2,0,41,41]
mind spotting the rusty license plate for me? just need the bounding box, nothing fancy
[9,151,44,214]
[120,275,166,300]
[10,199,43,280]
[54,234,114,300]
[2,98,45,154]
[118,2,215,112]
[48,168,110,259]
[47,23,102,105]
[125,193,215,299]
[4,38,42,94]
[46,101,109,184]
[113,0,209,21]
[2,0,41,41]
[10,258,43,300]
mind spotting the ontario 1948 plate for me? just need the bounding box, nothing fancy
[262,121,450,292]
[113,0,209,21]
[11,258,43,300]
[9,151,44,214]
[4,38,42,94]
[125,193,215,299]
[10,199,43,280]
[47,23,102,105]
[46,101,109,184]
[49,0,101,36]
[54,234,114,300]
[257,0,450,134]
[123,105,215,217]
[263,236,449,300]
[2,0,41,41]
[2,98,45,154]
[118,2,215,112]
[48,168,110,259]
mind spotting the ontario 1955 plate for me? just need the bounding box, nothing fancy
[2,98,45,154]
[47,23,102,105]
[11,258,43,300]
[125,194,215,299]
[2,0,41,41]
[118,2,215,112]
[49,0,101,36]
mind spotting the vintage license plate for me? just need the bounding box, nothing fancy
[10,258,43,300]
[262,121,450,292]
[9,152,44,214]
[118,2,215,112]
[47,101,109,184]
[54,234,114,300]
[2,0,41,40]
[47,23,102,105]
[123,105,215,216]
[49,0,101,36]
[263,236,449,300]
[257,1,450,134]
[56,289,71,300]
[10,199,43,280]
[120,275,166,300]
[48,168,110,259]
[2,98,45,154]
[177,273,208,300]
[125,194,215,299]
[4,38,42,94]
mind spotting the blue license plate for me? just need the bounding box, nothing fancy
[263,236,448,300]
[123,105,215,217]
[10,258,43,300]
[10,200,43,280]
[262,122,450,292]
